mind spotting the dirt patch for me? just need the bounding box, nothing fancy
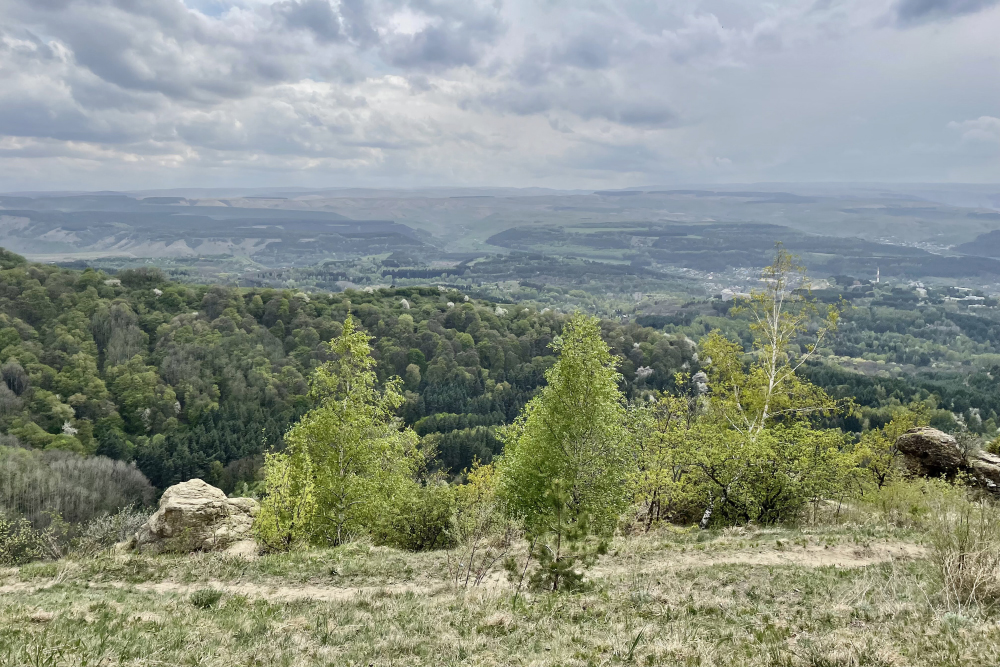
[600,541,927,579]
[126,580,436,603]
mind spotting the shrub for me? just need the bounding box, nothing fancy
[857,478,947,529]
[379,479,456,551]
[925,488,1000,611]
[190,588,224,609]
[510,479,607,593]
[75,505,151,555]
[0,513,45,566]
[448,462,519,588]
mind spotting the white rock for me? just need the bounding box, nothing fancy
[129,479,258,554]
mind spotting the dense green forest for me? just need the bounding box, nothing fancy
[0,249,697,492]
[5,243,1000,503]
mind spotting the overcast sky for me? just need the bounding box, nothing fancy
[0,0,998,191]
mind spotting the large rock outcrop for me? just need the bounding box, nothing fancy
[129,479,258,554]
[895,426,1000,493]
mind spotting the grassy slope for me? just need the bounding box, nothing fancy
[1,526,997,666]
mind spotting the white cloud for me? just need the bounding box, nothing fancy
[949,116,1000,144]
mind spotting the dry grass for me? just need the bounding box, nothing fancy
[0,524,997,666]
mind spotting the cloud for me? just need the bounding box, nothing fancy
[895,0,1000,25]
[274,0,379,46]
[276,0,346,43]
[949,116,1000,144]
[553,31,613,70]
[381,0,504,69]
[0,0,999,189]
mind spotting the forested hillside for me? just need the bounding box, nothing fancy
[0,249,696,491]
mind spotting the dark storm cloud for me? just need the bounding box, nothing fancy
[895,0,1000,24]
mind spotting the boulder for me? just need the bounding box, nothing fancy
[895,427,965,477]
[129,479,258,554]
[969,450,1000,493]
[895,426,1000,494]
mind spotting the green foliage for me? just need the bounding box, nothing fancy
[253,451,315,552]
[858,478,952,529]
[448,462,518,588]
[854,410,925,489]
[257,317,423,547]
[519,478,608,592]
[0,513,45,566]
[496,313,632,535]
[630,388,704,528]
[679,247,853,527]
[378,479,456,551]
[0,251,696,491]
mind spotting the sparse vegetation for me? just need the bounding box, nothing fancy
[0,506,998,666]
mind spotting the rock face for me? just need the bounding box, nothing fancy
[895,426,1000,493]
[970,451,1000,493]
[130,479,258,554]
[895,427,965,477]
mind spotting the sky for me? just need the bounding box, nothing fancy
[0,0,998,191]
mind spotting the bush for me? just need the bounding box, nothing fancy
[448,462,519,588]
[190,588,224,609]
[0,514,45,566]
[857,478,947,529]
[379,480,456,551]
[925,488,1000,611]
[75,505,151,555]
[862,478,1000,611]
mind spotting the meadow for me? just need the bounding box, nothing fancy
[1,517,997,667]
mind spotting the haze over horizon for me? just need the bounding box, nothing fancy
[1,0,999,191]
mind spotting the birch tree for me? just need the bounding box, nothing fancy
[691,246,849,527]
[256,316,421,547]
[496,314,631,589]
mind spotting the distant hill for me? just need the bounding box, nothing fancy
[956,229,1000,258]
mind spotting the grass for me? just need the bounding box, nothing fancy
[0,525,998,666]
